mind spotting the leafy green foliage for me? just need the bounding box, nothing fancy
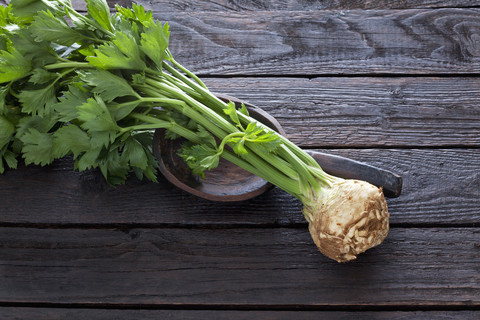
[0,46,31,83]
[79,69,138,102]
[0,5,24,38]
[243,122,281,153]
[0,148,17,173]
[75,146,101,171]
[10,0,53,21]
[85,0,113,32]
[0,5,11,26]
[126,131,158,182]
[140,21,169,70]
[223,101,242,128]
[0,0,174,184]
[177,125,220,178]
[86,31,146,70]
[228,136,248,155]
[131,72,146,85]
[97,145,130,185]
[30,10,88,46]
[0,84,9,114]
[123,135,148,170]
[52,124,90,158]
[199,121,282,164]
[54,84,91,122]
[195,125,217,148]
[20,127,54,166]
[29,68,58,84]
[115,3,153,26]
[179,143,219,179]
[0,0,302,190]
[110,100,140,121]
[0,115,15,149]
[239,102,249,116]
[18,82,59,116]
[111,12,140,41]
[15,114,57,139]
[77,96,120,147]
[8,28,58,67]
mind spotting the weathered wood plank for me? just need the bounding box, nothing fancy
[4,2,480,74]
[0,227,478,305]
[5,0,475,13]
[203,77,480,147]
[3,0,475,12]
[108,0,480,11]
[0,308,479,320]
[4,0,474,13]
[0,149,478,226]
[3,0,475,13]
[147,9,480,75]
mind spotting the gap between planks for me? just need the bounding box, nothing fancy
[0,301,480,312]
[0,222,477,230]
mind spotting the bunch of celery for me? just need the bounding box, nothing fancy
[0,0,389,262]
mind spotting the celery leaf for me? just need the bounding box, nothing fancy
[196,125,217,148]
[85,0,113,32]
[0,84,9,114]
[244,122,281,153]
[29,68,57,84]
[228,136,248,155]
[98,144,130,185]
[15,115,58,139]
[53,124,90,158]
[10,0,51,21]
[0,115,15,149]
[0,148,18,173]
[223,101,241,127]
[75,147,101,171]
[54,84,91,122]
[140,21,169,70]
[86,31,146,70]
[239,103,249,116]
[123,135,148,170]
[20,127,54,166]
[79,69,138,102]
[30,10,87,46]
[179,144,219,179]
[116,3,153,26]
[0,46,31,83]
[77,96,119,146]
[18,83,58,116]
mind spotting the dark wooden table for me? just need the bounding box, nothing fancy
[1,0,479,319]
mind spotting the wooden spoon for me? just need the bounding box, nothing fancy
[153,94,402,201]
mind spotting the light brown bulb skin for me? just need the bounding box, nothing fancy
[304,179,389,263]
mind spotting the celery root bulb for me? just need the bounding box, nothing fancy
[303,179,389,263]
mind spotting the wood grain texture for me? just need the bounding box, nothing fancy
[203,77,480,147]
[5,0,477,12]
[108,0,480,11]
[141,9,480,75]
[4,2,480,75]
[0,227,478,305]
[0,149,478,226]
[1,308,479,320]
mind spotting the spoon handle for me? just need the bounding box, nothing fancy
[306,150,402,198]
